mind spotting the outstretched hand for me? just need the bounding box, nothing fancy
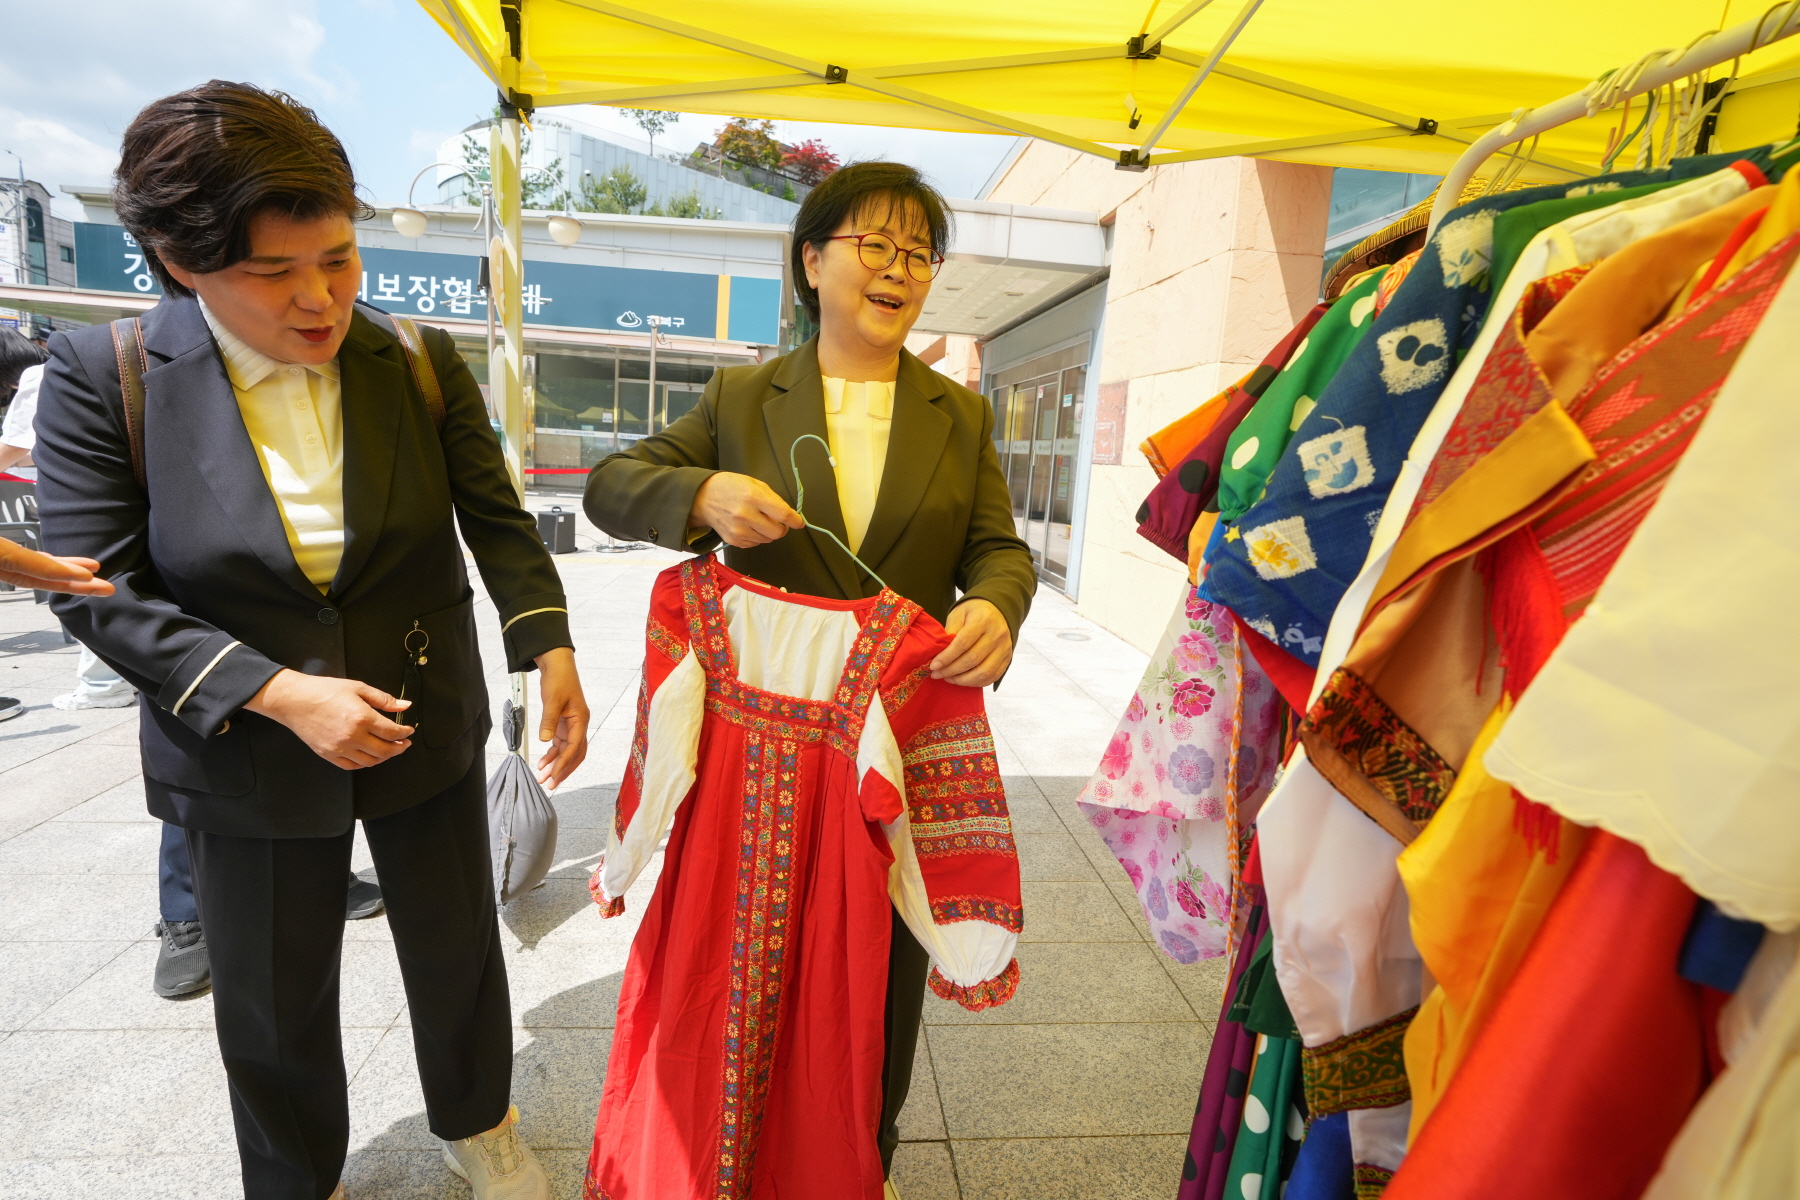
[930,599,1013,688]
[0,537,115,596]
[689,471,805,548]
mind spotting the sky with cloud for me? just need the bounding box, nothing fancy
[2,0,1019,222]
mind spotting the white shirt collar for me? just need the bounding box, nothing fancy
[198,298,340,391]
[821,376,894,419]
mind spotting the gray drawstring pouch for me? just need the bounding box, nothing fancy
[487,700,559,905]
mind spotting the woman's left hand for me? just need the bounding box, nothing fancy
[533,647,590,788]
[930,599,1013,688]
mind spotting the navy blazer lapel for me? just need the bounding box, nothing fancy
[330,312,404,598]
[141,297,325,604]
[763,342,864,599]
[856,351,952,572]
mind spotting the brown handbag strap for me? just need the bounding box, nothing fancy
[109,317,149,489]
[390,315,446,434]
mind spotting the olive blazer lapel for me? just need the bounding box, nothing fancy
[329,311,405,599]
[761,341,864,599]
[140,297,325,604]
[857,350,953,572]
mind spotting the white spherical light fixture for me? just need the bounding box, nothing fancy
[391,206,428,239]
[547,213,583,246]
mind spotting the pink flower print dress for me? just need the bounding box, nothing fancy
[1077,584,1283,962]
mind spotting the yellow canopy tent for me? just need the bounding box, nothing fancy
[416,0,1799,730]
[416,0,1800,177]
[412,0,1800,475]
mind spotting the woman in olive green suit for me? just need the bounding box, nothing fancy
[584,161,1036,1186]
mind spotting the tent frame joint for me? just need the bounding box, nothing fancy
[1116,148,1150,171]
[1414,117,1439,136]
[1126,35,1162,60]
[824,64,848,83]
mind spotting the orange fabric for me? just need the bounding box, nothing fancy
[1388,833,1705,1200]
[1524,184,1775,404]
[1140,379,1244,476]
[1398,701,1593,1138]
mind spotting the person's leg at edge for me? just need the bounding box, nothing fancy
[186,823,354,1200]
[153,821,210,998]
[359,755,514,1142]
[879,906,930,1178]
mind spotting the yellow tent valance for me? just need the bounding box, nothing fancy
[418,0,1800,180]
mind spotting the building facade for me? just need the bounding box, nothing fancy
[0,179,77,290]
[437,117,803,226]
[974,144,1334,653]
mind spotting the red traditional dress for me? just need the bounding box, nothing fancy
[584,558,1022,1200]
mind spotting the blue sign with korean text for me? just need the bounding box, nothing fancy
[74,223,163,296]
[65,223,779,344]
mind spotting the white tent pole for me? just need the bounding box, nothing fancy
[493,103,529,740]
[492,111,526,502]
[1132,0,1264,163]
[1428,2,1800,234]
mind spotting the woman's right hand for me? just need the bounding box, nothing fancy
[689,472,805,548]
[244,668,414,770]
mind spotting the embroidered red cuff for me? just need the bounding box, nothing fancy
[588,866,625,918]
[928,958,1020,1012]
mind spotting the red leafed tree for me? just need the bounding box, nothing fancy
[782,139,840,184]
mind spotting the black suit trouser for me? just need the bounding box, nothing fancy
[879,906,931,1175]
[186,756,511,1200]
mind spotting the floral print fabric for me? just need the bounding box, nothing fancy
[1078,584,1284,962]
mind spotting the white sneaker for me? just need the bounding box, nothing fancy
[52,690,136,710]
[442,1106,551,1199]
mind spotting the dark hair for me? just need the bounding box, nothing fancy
[0,326,47,392]
[113,80,372,297]
[790,162,951,323]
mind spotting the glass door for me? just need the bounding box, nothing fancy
[985,340,1092,593]
[1041,365,1085,587]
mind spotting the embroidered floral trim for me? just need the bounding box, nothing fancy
[912,829,1018,858]
[716,731,801,1200]
[1301,1005,1418,1117]
[930,895,1024,932]
[883,662,932,715]
[705,694,829,744]
[587,865,625,918]
[647,620,687,664]
[679,558,916,758]
[928,958,1020,1012]
[1304,669,1454,826]
[1353,1164,1395,1199]
[618,673,652,840]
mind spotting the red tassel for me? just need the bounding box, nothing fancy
[1512,788,1563,863]
[1480,528,1567,701]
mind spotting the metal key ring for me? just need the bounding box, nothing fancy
[404,626,430,656]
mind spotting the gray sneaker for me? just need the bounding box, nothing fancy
[153,920,210,998]
[346,875,385,920]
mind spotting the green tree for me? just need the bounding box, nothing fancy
[716,117,782,169]
[646,191,722,219]
[617,108,682,158]
[459,121,566,209]
[577,166,650,214]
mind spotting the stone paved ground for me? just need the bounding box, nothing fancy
[0,495,1224,1199]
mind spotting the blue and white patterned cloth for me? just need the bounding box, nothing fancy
[1198,149,1772,667]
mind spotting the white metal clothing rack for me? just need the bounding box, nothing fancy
[1429,2,1800,234]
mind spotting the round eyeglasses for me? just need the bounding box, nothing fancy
[823,233,946,282]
